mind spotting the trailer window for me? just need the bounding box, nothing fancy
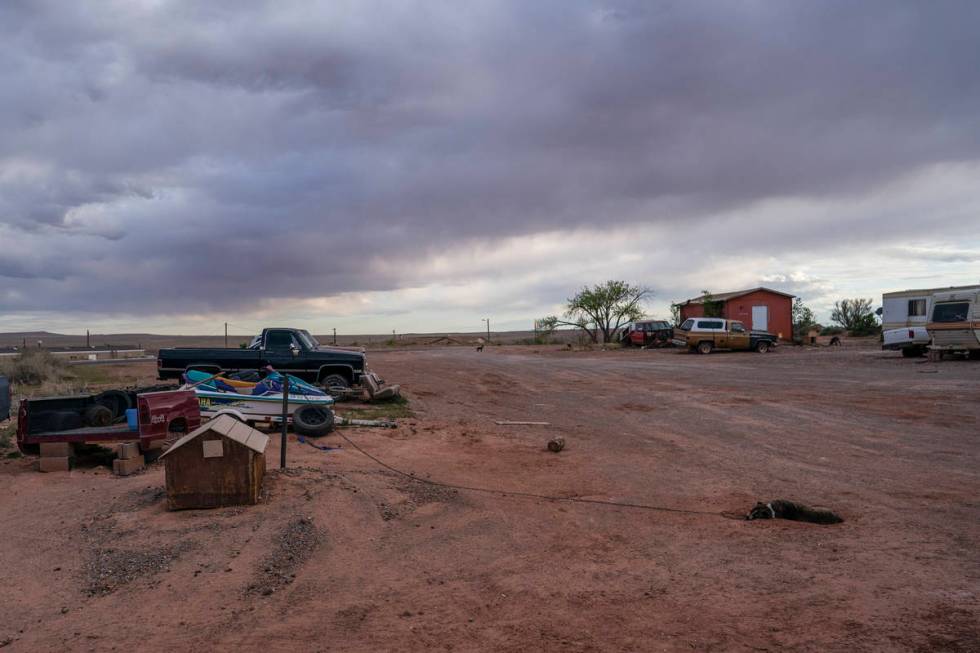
[932,302,969,323]
[908,299,927,317]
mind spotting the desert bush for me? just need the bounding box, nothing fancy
[0,350,73,385]
[820,326,844,336]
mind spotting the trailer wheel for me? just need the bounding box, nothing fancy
[293,405,335,437]
[84,404,113,427]
[755,341,770,353]
[697,341,713,355]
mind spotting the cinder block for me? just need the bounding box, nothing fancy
[39,442,73,457]
[38,456,73,472]
[118,442,141,460]
[113,455,145,476]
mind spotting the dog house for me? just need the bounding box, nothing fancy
[160,415,268,510]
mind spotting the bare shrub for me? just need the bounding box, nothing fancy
[0,350,73,386]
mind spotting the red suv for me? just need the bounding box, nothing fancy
[624,320,674,347]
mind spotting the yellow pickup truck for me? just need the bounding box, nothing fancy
[671,318,778,354]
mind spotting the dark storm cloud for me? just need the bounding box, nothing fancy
[1,0,979,315]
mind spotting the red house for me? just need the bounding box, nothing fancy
[677,287,795,341]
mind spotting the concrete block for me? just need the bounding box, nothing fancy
[113,455,145,476]
[118,442,141,460]
[38,456,73,472]
[39,442,73,457]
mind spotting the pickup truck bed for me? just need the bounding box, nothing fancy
[18,389,201,454]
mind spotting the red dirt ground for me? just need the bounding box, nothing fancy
[0,345,977,652]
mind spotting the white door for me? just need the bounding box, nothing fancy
[751,305,768,331]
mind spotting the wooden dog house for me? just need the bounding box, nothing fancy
[160,415,268,510]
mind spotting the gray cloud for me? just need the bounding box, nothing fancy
[1,1,979,321]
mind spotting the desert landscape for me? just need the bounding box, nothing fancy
[1,343,977,652]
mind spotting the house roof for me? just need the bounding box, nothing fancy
[678,287,795,305]
[160,414,269,458]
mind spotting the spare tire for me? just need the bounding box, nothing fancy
[84,404,113,427]
[96,390,131,419]
[53,411,83,431]
[293,405,335,437]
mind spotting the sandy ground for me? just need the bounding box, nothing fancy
[0,345,977,652]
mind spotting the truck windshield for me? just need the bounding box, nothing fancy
[932,302,969,323]
[680,319,694,330]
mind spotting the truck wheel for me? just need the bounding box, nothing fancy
[84,404,113,427]
[755,341,770,353]
[902,346,924,358]
[319,373,349,390]
[96,390,131,419]
[53,411,83,431]
[697,341,713,355]
[293,405,335,437]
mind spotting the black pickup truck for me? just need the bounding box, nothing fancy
[157,328,366,388]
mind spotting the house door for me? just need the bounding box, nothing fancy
[751,306,768,331]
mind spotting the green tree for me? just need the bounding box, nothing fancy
[538,281,651,344]
[831,298,879,336]
[700,290,724,318]
[792,298,817,337]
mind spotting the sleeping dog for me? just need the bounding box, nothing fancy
[747,499,843,524]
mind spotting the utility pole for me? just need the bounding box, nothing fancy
[482,318,491,343]
[224,322,228,348]
[86,329,90,348]
[333,328,337,346]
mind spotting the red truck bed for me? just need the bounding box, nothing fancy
[17,389,201,454]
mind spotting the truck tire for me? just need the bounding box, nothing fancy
[84,404,113,427]
[697,341,713,355]
[96,390,131,419]
[319,373,349,390]
[293,405,335,437]
[53,411,83,431]
[755,341,770,353]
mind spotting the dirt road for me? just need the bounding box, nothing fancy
[0,346,977,651]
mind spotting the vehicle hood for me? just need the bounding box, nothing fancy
[314,346,366,358]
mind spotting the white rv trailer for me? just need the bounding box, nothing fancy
[881,284,980,356]
[928,287,980,357]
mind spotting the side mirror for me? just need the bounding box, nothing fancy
[290,345,300,357]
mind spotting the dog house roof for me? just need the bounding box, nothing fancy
[160,414,270,458]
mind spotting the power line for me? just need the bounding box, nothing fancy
[335,431,738,519]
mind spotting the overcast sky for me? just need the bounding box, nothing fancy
[2,1,979,336]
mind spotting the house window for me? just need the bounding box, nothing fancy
[908,299,927,317]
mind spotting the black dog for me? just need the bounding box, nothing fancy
[747,499,843,524]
